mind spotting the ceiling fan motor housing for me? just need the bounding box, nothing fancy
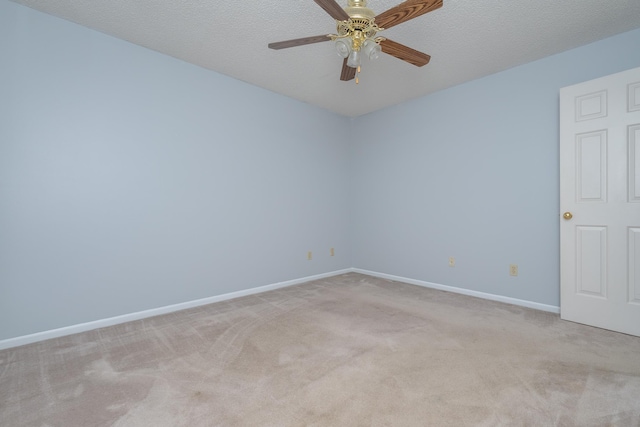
[344,0,376,19]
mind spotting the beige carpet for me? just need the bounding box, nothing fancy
[1,273,640,426]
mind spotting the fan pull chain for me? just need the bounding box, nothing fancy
[356,65,361,84]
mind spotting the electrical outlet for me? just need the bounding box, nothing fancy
[510,264,518,276]
[330,248,335,256]
[449,257,455,267]
[307,251,312,261]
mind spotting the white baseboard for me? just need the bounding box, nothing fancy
[0,269,352,351]
[352,268,560,314]
[0,268,560,351]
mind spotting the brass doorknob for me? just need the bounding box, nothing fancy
[563,212,573,220]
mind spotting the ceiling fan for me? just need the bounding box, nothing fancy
[268,0,443,83]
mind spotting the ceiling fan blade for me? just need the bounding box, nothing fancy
[340,58,356,81]
[380,39,431,67]
[268,35,332,50]
[375,0,442,30]
[313,0,350,21]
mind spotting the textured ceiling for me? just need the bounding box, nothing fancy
[9,0,640,117]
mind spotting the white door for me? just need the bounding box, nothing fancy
[560,66,640,337]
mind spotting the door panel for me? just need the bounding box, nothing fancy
[576,226,607,298]
[560,66,640,337]
[630,228,640,304]
[576,130,607,202]
[575,90,607,121]
[630,125,640,202]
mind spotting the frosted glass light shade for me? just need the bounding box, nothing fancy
[335,39,352,58]
[363,40,381,60]
[347,50,361,68]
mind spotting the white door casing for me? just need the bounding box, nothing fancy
[560,66,640,337]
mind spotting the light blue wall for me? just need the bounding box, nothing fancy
[0,1,351,340]
[351,28,640,307]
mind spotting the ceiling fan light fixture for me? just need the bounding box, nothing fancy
[362,39,381,60]
[335,38,352,58]
[347,50,361,68]
[332,13,381,71]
